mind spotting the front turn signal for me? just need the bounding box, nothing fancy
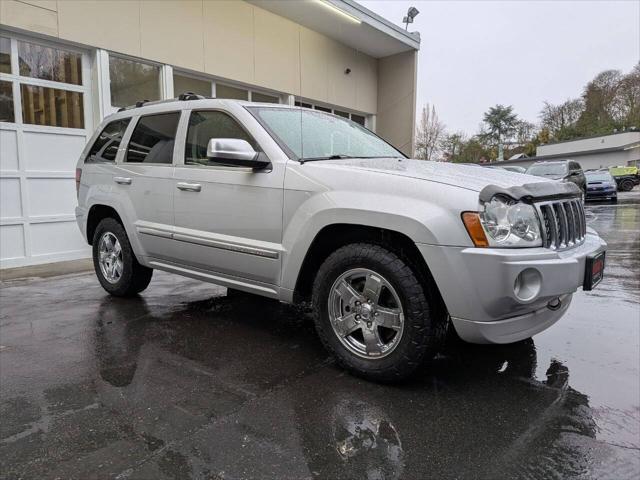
[462,212,489,247]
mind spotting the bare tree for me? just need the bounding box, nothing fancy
[415,104,446,161]
[540,99,583,138]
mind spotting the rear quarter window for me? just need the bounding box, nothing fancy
[85,118,131,163]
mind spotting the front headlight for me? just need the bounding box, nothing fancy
[480,197,542,247]
[463,196,543,248]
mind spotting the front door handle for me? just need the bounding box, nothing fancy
[114,177,132,185]
[177,182,202,192]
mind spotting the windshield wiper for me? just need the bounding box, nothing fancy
[300,154,403,164]
[300,154,354,163]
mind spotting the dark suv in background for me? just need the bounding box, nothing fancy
[525,160,587,197]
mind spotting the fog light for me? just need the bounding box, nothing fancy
[514,268,542,302]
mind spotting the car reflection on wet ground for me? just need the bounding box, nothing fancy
[1,192,638,480]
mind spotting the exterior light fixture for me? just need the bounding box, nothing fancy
[316,0,361,24]
[403,6,419,30]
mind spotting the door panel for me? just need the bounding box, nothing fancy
[117,112,181,261]
[172,166,284,284]
[172,109,285,284]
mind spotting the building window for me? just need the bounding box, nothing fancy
[351,114,365,126]
[174,73,211,98]
[0,37,11,74]
[251,91,279,104]
[109,56,160,108]
[0,80,14,122]
[216,83,248,100]
[20,84,84,128]
[18,40,82,86]
[126,112,180,164]
[86,118,130,163]
[295,99,368,127]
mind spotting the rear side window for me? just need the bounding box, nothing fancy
[86,118,130,163]
[185,110,257,166]
[126,112,180,164]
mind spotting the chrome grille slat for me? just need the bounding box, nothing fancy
[535,198,585,251]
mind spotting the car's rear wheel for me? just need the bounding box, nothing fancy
[92,218,153,296]
[312,243,446,382]
[620,179,634,192]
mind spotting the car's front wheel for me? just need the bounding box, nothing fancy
[312,243,446,382]
[92,218,153,296]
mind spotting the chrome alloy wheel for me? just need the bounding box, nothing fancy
[328,268,405,359]
[98,232,123,284]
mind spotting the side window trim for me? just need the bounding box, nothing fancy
[116,115,138,164]
[182,108,263,169]
[123,110,182,166]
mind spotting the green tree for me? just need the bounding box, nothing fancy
[440,131,467,161]
[479,105,519,160]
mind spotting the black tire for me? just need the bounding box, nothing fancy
[312,243,446,382]
[620,179,634,192]
[92,218,153,297]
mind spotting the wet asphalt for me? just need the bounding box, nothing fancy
[1,192,638,480]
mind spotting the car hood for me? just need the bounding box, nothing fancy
[306,158,547,192]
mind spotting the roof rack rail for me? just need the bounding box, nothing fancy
[115,93,211,112]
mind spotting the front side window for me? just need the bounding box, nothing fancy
[126,112,180,164]
[185,110,257,166]
[109,56,160,108]
[86,118,131,163]
[18,40,82,85]
[249,107,402,161]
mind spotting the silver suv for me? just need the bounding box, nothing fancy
[75,97,606,382]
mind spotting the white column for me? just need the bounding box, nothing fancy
[161,64,174,99]
[93,49,112,122]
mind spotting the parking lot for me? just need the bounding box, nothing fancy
[1,192,638,480]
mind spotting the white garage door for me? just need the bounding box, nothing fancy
[1,34,92,268]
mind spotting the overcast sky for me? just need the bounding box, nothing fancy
[359,0,640,135]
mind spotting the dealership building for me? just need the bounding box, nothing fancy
[0,0,420,268]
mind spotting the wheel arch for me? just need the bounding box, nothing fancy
[86,204,124,245]
[291,223,447,320]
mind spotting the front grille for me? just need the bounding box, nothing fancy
[535,198,586,250]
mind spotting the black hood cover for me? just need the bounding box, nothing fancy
[479,181,581,204]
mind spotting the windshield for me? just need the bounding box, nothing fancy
[248,107,404,161]
[586,172,614,182]
[526,163,568,176]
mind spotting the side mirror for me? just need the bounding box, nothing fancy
[206,138,270,169]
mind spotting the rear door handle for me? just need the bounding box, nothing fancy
[177,182,202,192]
[114,177,132,185]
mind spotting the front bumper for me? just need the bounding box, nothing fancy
[586,189,616,199]
[417,230,606,344]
